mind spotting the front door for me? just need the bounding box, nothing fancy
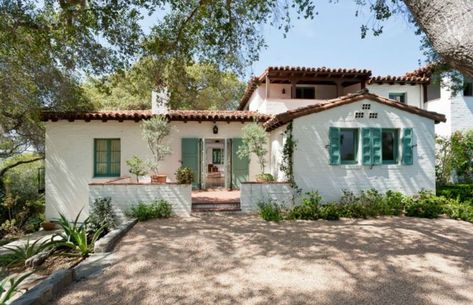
[181,138,201,189]
[231,138,249,189]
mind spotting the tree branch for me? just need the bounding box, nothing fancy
[0,156,44,179]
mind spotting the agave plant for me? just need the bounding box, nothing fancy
[0,239,53,267]
[0,272,31,305]
[54,211,103,257]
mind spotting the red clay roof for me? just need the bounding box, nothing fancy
[263,90,446,131]
[367,75,430,85]
[41,109,272,123]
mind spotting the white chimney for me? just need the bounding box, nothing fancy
[151,88,170,115]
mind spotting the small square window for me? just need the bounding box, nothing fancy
[389,92,406,103]
[212,148,223,164]
[340,129,358,164]
[362,104,371,110]
[369,113,378,119]
[94,139,121,177]
[355,112,364,119]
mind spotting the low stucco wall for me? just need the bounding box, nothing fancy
[240,182,293,212]
[89,183,192,217]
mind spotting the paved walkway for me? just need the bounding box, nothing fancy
[0,229,60,256]
[52,215,473,305]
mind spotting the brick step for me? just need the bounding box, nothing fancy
[192,201,240,206]
[191,207,241,213]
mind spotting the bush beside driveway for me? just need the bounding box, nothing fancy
[52,215,473,305]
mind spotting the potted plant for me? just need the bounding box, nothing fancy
[126,155,148,183]
[238,122,274,182]
[142,115,171,183]
[41,221,57,231]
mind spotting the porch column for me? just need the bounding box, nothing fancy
[291,79,297,98]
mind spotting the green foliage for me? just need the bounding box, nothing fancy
[404,191,445,219]
[128,200,173,221]
[257,201,283,222]
[255,173,275,182]
[286,192,321,220]
[443,200,473,222]
[126,155,148,183]
[382,191,406,216]
[0,239,52,267]
[89,197,117,233]
[437,184,473,202]
[280,123,297,185]
[319,204,340,221]
[142,116,171,175]
[0,272,31,305]
[54,212,103,257]
[238,123,268,174]
[436,131,473,184]
[175,167,194,184]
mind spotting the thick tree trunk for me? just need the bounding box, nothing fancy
[404,0,473,78]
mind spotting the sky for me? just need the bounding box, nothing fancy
[249,1,426,77]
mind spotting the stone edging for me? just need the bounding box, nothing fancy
[11,219,137,305]
[94,219,138,253]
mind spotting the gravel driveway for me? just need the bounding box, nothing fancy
[52,215,473,305]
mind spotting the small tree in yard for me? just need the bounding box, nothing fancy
[126,155,148,183]
[142,116,171,177]
[238,123,273,181]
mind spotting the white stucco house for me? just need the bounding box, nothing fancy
[41,66,446,220]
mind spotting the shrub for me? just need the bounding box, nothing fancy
[443,199,473,222]
[287,192,321,220]
[404,191,444,219]
[128,200,173,221]
[257,201,283,222]
[382,191,406,216]
[89,197,117,233]
[437,184,473,202]
[319,203,340,220]
[337,189,382,219]
[54,212,103,257]
[175,166,194,184]
[256,173,275,182]
[126,155,148,182]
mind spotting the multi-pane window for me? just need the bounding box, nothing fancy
[381,129,399,164]
[389,92,406,103]
[340,129,358,164]
[94,139,121,177]
[212,148,223,164]
[295,87,315,99]
[330,127,411,166]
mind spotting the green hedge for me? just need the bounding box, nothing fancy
[437,184,473,202]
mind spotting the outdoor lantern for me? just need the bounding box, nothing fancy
[213,124,218,134]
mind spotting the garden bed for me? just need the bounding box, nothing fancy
[240,182,294,213]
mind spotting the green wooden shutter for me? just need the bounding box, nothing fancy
[402,128,414,165]
[232,138,249,189]
[329,127,341,165]
[181,138,201,188]
[371,128,382,165]
[94,139,120,177]
[362,128,372,165]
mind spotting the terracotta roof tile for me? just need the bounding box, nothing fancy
[367,75,430,85]
[40,109,272,123]
[263,89,446,131]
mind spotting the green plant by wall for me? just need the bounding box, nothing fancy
[404,191,445,219]
[280,122,297,186]
[126,155,148,182]
[238,122,268,175]
[436,130,473,185]
[257,200,283,222]
[286,191,321,220]
[89,197,117,233]
[255,173,275,182]
[142,115,172,175]
[175,166,194,184]
[128,200,173,221]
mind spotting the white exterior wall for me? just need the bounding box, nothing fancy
[89,184,192,217]
[240,183,293,212]
[451,96,473,133]
[45,120,261,220]
[291,98,436,202]
[425,97,451,138]
[367,84,423,108]
[269,126,286,181]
